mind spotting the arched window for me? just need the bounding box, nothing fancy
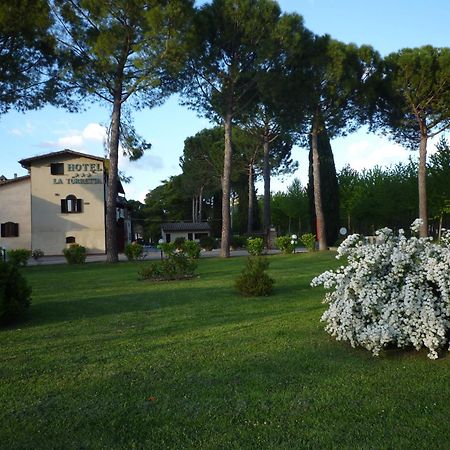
[1,222,19,237]
[66,195,77,212]
[61,195,83,213]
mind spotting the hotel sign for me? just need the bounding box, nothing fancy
[53,162,103,185]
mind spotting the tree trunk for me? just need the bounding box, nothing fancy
[247,160,254,234]
[263,136,271,245]
[418,133,428,237]
[192,196,196,223]
[199,185,203,222]
[221,113,233,257]
[311,120,327,250]
[106,96,121,263]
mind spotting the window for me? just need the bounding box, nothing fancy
[195,232,208,240]
[188,233,193,241]
[51,163,64,175]
[66,236,76,244]
[1,222,19,237]
[61,195,83,213]
[165,233,171,243]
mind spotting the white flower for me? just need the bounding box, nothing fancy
[411,218,423,233]
[311,220,450,359]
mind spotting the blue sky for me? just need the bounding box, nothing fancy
[1,0,449,201]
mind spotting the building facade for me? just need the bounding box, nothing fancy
[0,150,131,255]
[161,222,211,243]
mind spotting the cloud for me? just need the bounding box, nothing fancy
[123,185,148,203]
[35,123,107,152]
[9,121,35,137]
[82,123,106,142]
[58,134,85,149]
[343,139,410,171]
[119,152,165,171]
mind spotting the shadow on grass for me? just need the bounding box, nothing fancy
[22,280,323,333]
[2,335,447,450]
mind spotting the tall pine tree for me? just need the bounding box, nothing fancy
[308,129,340,246]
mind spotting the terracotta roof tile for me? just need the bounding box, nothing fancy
[19,149,105,169]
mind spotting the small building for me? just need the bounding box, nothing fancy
[0,149,131,255]
[161,222,211,243]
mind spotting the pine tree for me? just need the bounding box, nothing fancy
[308,129,340,246]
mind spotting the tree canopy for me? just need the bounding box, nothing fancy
[373,46,450,236]
[0,0,56,115]
[181,0,282,256]
[54,0,194,261]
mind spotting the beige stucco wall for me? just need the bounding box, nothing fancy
[0,178,32,250]
[30,155,106,255]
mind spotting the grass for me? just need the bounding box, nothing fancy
[1,252,449,449]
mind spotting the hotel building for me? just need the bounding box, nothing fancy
[0,149,131,255]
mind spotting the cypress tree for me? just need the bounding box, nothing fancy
[308,130,340,246]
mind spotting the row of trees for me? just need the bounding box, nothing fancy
[272,138,450,241]
[2,0,450,259]
[133,136,450,245]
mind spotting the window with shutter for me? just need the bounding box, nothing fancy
[1,222,19,237]
[61,195,83,213]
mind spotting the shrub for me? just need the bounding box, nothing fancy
[276,236,295,254]
[0,261,32,325]
[312,220,450,359]
[7,249,31,267]
[199,235,217,251]
[182,240,201,259]
[63,244,86,264]
[246,237,264,256]
[137,262,164,280]
[125,242,144,261]
[300,233,316,252]
[139,252,197,281]
[230,235,247,250]
[160,242,176,256]
[31,249,44,261]
[235,256,274,297]
[174,237,186,250]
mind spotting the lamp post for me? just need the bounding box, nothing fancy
[158,238,164,260]
[291,234,298,254]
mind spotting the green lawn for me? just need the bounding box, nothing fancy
[1,253,449,449]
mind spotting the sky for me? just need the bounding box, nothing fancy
[1,0,449,202]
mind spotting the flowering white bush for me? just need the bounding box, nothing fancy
[311,220,450,359]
